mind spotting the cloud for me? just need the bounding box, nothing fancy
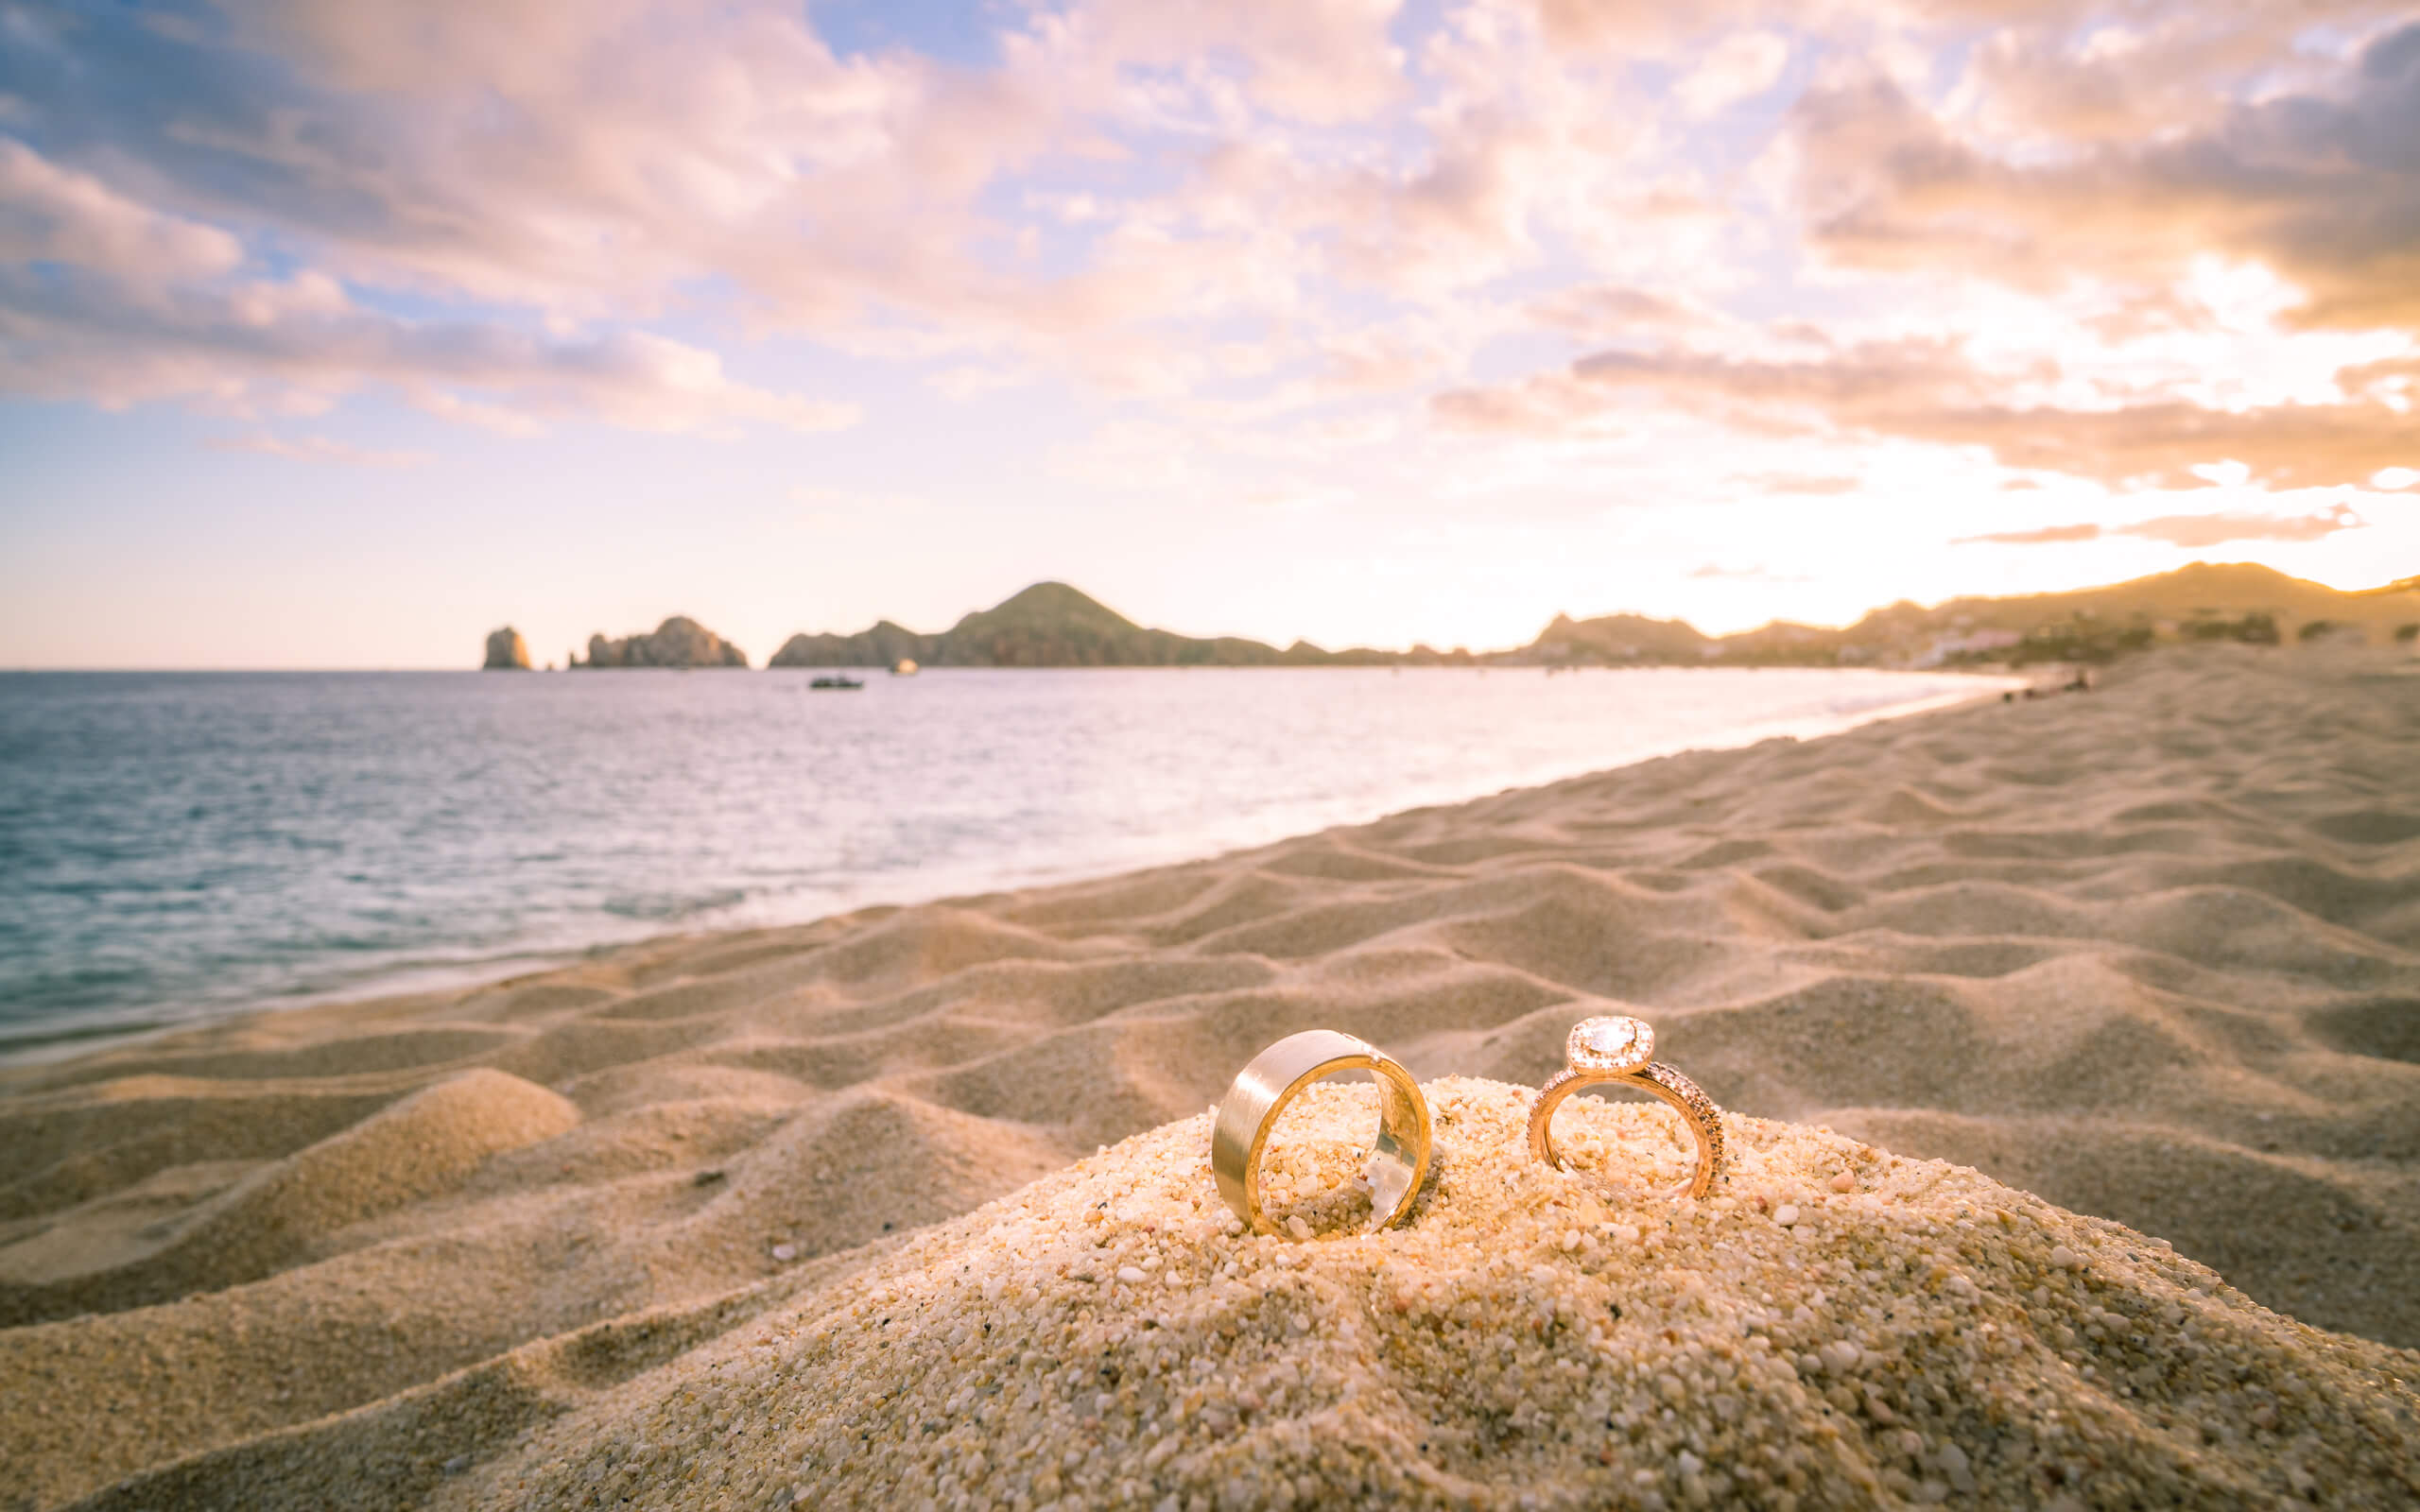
[1787,22,2420,328]
[1,0,2415,502]
[1430,374,1627,438]
[1749,472,1860,495]
[2123,503,2363,547]
[205,432,432,467]
[0,139,242,288]
[1956,523,2103,545]
[0,140,858,433]
[1953,9,2352,146]
[1528,283,1710,336]
[1887,398,2418,491]
[0,0,1602,423]
[1674,31,1789,117]
[0,2,1057,410]
[1954,504,2363,548]
[1528,0,1780,52]
[1433,335,2420,490]
[1074,0,1409,125]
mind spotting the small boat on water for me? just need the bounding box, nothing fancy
[808,676,864,691]
[892,659,919,677]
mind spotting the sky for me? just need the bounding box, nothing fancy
[2,0,2416,668]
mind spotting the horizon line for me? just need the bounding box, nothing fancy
[5,559,2408,673]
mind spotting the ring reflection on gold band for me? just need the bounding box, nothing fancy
[1210,1030,1432,1236]
[1527,1017,1726,1200]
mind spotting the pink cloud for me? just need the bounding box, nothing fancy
[1954,506,2363,548]
[2124,504,2363,547]
[0,140,242,289]
[205,432,433,468]
[1956,523,2103,545]
[4,0,2416,479]
[0,146,859,434]
[1787,24,2420,328]
[1433,335,2420,490]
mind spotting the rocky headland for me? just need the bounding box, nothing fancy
[572,616,749,669]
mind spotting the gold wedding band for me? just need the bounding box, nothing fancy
[1528,1016,1727,1199]
[1211,1030,1432,1237]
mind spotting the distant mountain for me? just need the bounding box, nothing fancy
[769,582,1397,668]
[572,616,749,669]
[747,562,2418,674]
[1530,611,1716,664]
[1525,562,2420,669]
[765,618,937,670]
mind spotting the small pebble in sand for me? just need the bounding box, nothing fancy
[770,1244,797,1263]
[1773,1203,1799,1226]
[1829,1171,1858,1193]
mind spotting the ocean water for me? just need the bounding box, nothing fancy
[0,666,1996,1057]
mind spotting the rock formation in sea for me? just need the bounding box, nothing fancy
[481,627,532,670]
[571,616,749,669]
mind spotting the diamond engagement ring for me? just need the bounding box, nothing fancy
[1527,1016,1727,1199]
[1211,1029,1433,1237]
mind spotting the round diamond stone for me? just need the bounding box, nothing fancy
[1567,1015,1653,1072]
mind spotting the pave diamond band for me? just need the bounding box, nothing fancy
[1528,1019,1726,1200]
[1211,1030,1434,1237]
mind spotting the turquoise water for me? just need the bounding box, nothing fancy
[0,666,1991,1057]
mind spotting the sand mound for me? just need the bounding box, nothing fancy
[74,1081,2420,1511]
[0,1070,579,1327]
[3,645,2417,1506]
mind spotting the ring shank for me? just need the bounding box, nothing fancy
[1528,1061,1724,1200]
[1211,1030,1433,1234]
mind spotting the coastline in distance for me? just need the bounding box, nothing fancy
[489,563,2420,672]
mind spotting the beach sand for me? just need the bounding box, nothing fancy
[3,644,2415,1508]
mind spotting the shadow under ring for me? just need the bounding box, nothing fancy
[1210,1029,1433,1236]
[1528,1061,1727,1200]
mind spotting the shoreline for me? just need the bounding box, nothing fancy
[0,665,2019,1072]
[6,645,2413,1508]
